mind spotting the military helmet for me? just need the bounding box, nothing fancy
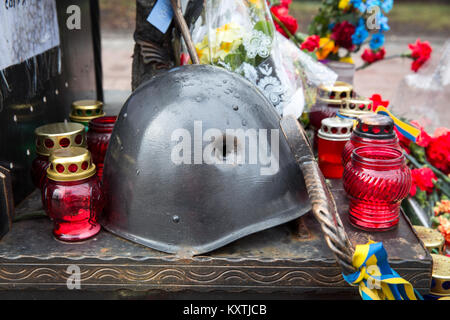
[101,65,310,255]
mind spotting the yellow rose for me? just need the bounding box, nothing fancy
[340,56,354,64]
[338,0,351,10]
[196,23,244,64]
[316,37,338,60]
[195,38,212,65]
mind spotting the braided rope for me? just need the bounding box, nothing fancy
[280,116,357,276]
[301,161,356,275]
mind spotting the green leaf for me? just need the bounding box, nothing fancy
[410,143,427,164]
[414,189,428,208]
[223,53,244,70]
[254,20,275,38]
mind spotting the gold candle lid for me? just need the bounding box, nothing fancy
[414,226,445,253]
[317,81,353,105]
[69,100,105,123]
[35,122,87,156]
[339,98,374,118]
[47,147,96,182]
[430,254,450,296]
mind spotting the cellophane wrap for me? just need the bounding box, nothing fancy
[191,0,337,118]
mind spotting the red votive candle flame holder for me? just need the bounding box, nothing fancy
[309,81,353,147]
[87,116,117,180]
[43,147,103,241]
[343,146,411,231]
[32,122,86,190]
[343,114,401,166]
[318,117,354,179]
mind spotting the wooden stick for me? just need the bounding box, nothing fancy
[170,0,200,65]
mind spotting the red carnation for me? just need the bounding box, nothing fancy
[278,0,292,8]
[426,132,450,174]
[408,39,432,72]
[180,53,190,66]
[301,35,320,52]
[434,127,450,138]
[410,167,437,197]
[410,120,433,148]
[270,5,298,38]
[361,48,386,64]
[369,93,389,109]
[330,21,355,50]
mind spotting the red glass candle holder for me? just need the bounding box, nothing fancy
[318,117,353,179]
[342,114,401,166]
[32,122,86,190]
[31,155,50,190]
[43,147,103,241]
[310,81,353,147]
[343,146,411,231]
[87,116,117,180]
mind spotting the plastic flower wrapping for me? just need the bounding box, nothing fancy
[190,0,337,117]
[392,40,449,133]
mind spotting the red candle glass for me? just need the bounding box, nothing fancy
[342,114,401,166]
[310,81,353,146]
[87,116,117,180]
[343,146,411,231]
[318,117,353,179]
[43,147,103,241]
[31,155,51,191]
[32,122,86,190]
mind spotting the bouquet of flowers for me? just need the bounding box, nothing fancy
[268,1,434,73]
[192,0,290,115]
[191,0,337,116]
[305,0,393,63]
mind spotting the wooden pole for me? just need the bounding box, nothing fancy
[170,0,200,65]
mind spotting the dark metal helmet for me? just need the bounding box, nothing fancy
[102,65,310,255]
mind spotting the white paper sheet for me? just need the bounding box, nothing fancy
[0,0,60,71]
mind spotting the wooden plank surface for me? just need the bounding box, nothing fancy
[0,180,432,299]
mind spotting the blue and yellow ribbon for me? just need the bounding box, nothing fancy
[374,106,420,143]
[336,112,358,129]
[343,241,423,300]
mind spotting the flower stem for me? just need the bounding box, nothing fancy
[356,53,407,71]
[424,160,450,184]
[404,151,422,168]
[405,151,450,186]
[271,12,300,46]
